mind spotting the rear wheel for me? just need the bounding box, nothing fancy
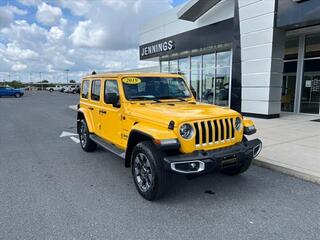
[49,89,53,92]
[131,141,168,201]
[79,119,97,152]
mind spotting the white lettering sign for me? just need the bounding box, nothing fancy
[141,40,175,57]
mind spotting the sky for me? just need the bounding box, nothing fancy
[0,0,187,83]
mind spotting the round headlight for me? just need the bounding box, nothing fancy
[180,124,194,139]
[235,117,242,131]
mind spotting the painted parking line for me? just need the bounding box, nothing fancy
[60,131,79,144]
[70,136,80,144]
[69,105,77,111]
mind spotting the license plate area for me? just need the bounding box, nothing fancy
[221,154,238,168]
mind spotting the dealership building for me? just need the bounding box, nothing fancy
[139,0,320,118]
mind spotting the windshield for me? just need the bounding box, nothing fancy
[122,77,191,101]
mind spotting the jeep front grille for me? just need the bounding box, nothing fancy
[193,118,236,147]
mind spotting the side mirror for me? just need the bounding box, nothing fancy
[190,87,197,99]
[105,93,120,108]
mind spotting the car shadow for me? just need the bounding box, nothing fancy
[93,146,271,204]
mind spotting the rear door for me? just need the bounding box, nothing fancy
[89,79,102,133]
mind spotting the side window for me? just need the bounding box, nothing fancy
[81,80,89,99]
[91,80,101,101]
[104,80,120,106]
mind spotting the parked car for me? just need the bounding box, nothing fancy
[0,86,24,98]
[64,85,80,94]
[77,73,262,201]
[46,85,64,92]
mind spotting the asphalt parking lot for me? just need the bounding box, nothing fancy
[0,91,320,240]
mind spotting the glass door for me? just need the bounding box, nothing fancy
[282,37,298,112]
[300,34,320,114]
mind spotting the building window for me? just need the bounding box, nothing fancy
[169,59,178,73]
[202,53,215,104]
[300,34,320,114]
[190,56,202,100]
[215,51,231,106]
[178,57,189,83]
[160,49,232,106]
[160,61,169,73]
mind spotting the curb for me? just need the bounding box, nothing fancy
[69,105,78,111]
[253,158,320,185]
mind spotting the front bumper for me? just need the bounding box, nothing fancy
[163,139,262,174]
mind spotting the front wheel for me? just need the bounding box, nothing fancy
[14,93,21,98]
[78,119,97,152]
[131,141,168,201]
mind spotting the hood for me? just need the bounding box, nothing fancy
[125,101,240,127]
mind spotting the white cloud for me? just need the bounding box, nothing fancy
[4,42,39,60]
[36,2,62,26]
[0,5,27,29]
[49,26,64,40]
[58,0,90,16]
[68,0,172,50]
[0,0,174,80]
[18,0,41,6]
[11,62,27,71]
[69,20,107,49]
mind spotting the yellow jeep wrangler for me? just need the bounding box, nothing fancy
[77,73,262,200]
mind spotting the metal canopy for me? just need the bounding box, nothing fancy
[177,0,223,22]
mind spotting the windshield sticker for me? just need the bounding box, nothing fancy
[122,77,141,84]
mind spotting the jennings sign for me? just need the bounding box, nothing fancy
[140,40,175,58]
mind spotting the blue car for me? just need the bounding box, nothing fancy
[0,86,24,98]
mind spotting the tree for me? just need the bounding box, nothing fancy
[39,80,49,83]
[69,80,76,83]
[8,81,25,89]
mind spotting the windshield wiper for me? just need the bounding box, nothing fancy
[129,96,162,103]
[159,96,189,102]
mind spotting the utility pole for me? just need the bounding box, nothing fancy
[65,69,69,84]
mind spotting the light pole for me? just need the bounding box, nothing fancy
[65,69,69,84]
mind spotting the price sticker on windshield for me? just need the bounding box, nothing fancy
[122,77,141,84]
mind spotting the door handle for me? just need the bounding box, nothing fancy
[99,110,107,114]
[88,107,94,110]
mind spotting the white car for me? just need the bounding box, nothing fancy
[47,85,64,92]
[64,85,80,94]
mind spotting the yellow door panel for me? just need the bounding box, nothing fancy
[98,79,123,147]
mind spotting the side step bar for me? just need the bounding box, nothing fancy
[89,134,126,159]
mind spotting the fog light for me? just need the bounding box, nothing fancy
[190,163,196,169]
[170,161,205,174]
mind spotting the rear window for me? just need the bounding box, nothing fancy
[82,80,89,99]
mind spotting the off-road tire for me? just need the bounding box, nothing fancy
[131,141,168,201]
[79,119,97,152]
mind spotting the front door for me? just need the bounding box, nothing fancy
[98,79,122,146]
